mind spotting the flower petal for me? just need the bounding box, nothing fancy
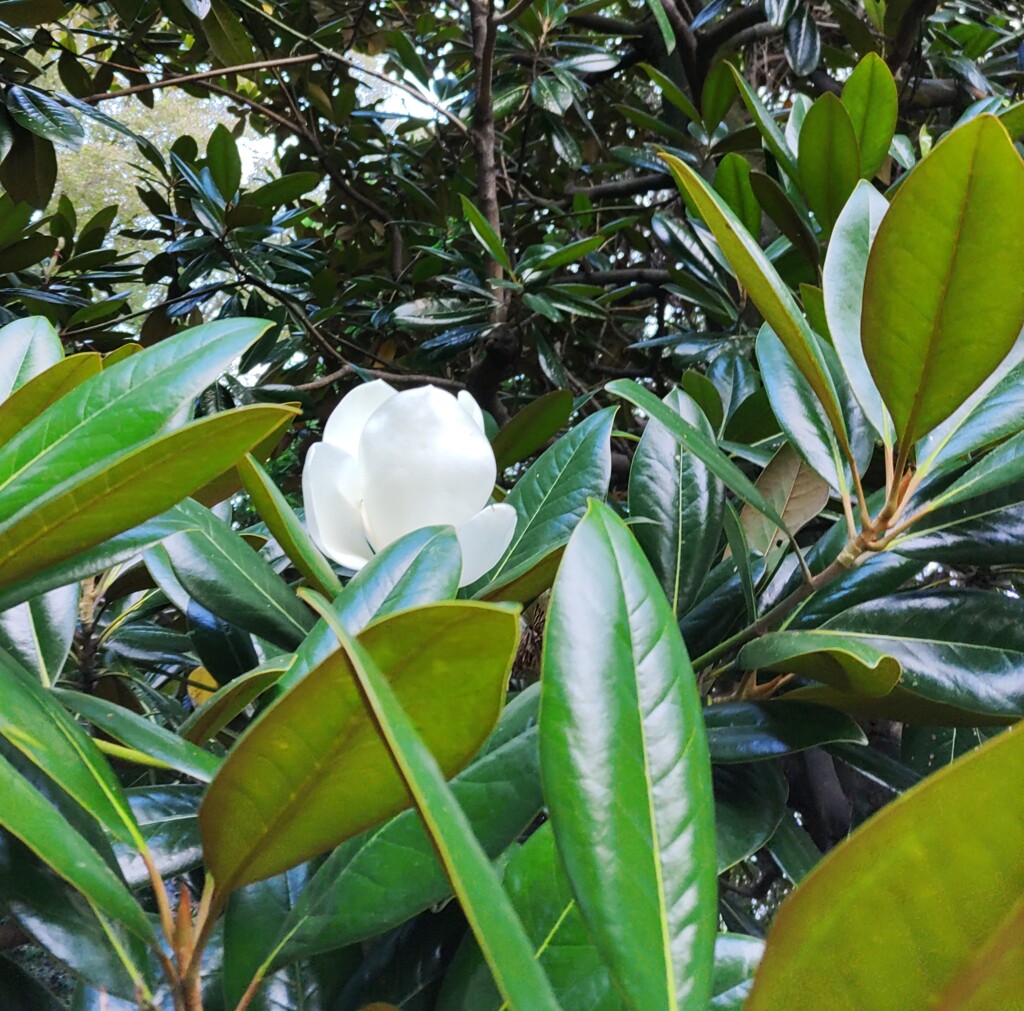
[458,389,486,432]
[302,442,372,571]
[454,503,517,586]
[323,379,397,457]
[359,385,497,549]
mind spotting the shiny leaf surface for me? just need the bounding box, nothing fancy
[541,500,717,1011]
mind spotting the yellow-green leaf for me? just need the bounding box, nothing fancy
[861,115,1024,444]
[747,723,1024,1010]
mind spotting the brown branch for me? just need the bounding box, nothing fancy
[566,172,675,199]
[697,1,766,53]
[82,53,320,104]
[291,363,464,391]
[658,0,700,96]
[888,0,942,72]
[470,0,503,280]
[496,0,535,25]
[555,267,673,285]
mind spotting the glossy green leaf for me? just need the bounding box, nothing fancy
[628,387,725,616]
[333,524,461,632]
[222,863,313,1009]
[179,657,292,744]
[722,501,757,623]
[715,762,787,872]
[828,739,922,794]
[0,583,77,686]
[608,379,790,536]
[268,686,543,968]
[7,86,83,150]
[0,770,150,1001]
[479,543,564,603]
[784,6,820,76]
[749,171,819,267]
[238,454,342,599]
[841,53,898,178]
[891,480,1024,568]
[188,600,259,684]
[932,427,1024,508]
[460,194,512,273]
[54,689,221,783]
[531,74,574,115]
[0,316,61,402]
[0,405,297,594]
[811,590,1024,717]
[747,724,1024,1010]
[714,154,760,238]
[163,498,314,652]
[726,65,799,181]
[480,407,614,588]
[0,317,271,523]
[738,630,901,696]
[767,811,821,884]
[661,155,849,452]
[113,786,204,889]
[273,525,464,699]
[0,649,141,846]
[0,749,152,943]
[822,181,891,442]
[0,507,196,613]
[201,601,519,891]
[207,122,241,198]
[704,701,866,762]
[491,389,573,470]
[901,724,1003,776]
[918,357,1024,479]
[861,115,1024,444]
[710,934,765,1009]
[541,500,717,1011]
[437,822,625,1011]
[639,63,699,122]
[0,352,102,448]
[797,94,859,236]
[701,61,737,132]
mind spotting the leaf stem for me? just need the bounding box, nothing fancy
[691,536,866,670]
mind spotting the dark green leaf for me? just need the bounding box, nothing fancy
[715,762,788,871]
[163,498,314,652]
[705,702,865,762]
[628,387,725,616]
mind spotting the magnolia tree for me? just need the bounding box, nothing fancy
[1,2,1024,1010]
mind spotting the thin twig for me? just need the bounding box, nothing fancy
[83,54,320,104]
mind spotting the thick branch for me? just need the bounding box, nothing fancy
[566,172,675,199]
[470,0,503,279]
[888,0,942,71]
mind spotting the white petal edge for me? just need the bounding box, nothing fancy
[302,443,373,571]
[323,379,397,457]
[454,503,517,586]
[458,389,486,432]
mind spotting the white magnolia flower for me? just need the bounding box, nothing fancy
[302,380,517,586]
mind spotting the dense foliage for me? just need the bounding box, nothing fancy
[0,1,1023,1009]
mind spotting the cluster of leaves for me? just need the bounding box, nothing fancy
[1,1,1024,1010]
